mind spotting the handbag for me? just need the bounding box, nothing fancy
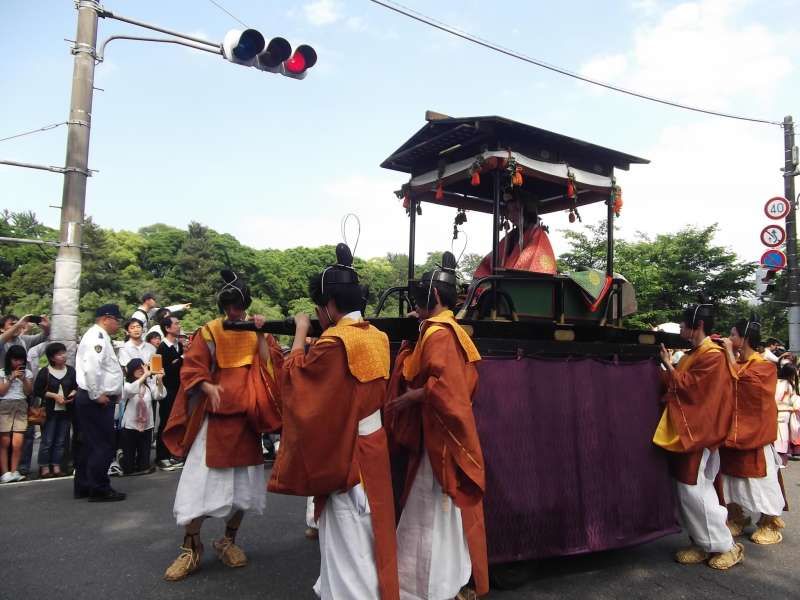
[27,401,46,426]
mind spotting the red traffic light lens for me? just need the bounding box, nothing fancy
[285,52,306,74]
[285,45,317,74]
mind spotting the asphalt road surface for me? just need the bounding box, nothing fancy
[2,462,799,599]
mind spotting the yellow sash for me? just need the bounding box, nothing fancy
[402,310,481,381]
[320,318,390,383]
[202,318,258,369]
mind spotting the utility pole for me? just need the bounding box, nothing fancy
[784,115,799,350]
[51,0,100,355]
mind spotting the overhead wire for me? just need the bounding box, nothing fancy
[367,0,783,127]
[0,121,69,143]
[207,0,248,28]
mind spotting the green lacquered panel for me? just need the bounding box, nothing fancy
[497,279,555,318]
[563,280,608,321]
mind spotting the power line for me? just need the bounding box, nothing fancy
[207,0,248,28]
[0,121,68,143]
[367,0,783,127]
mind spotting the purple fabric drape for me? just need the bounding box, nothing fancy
[473,356,679,564]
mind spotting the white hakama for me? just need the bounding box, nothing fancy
[723,445,785,517]
[675,448,735,553]
[173,418,266,526]
[306,496,319,529]
[396,450,472,600]
[313,482,379,599]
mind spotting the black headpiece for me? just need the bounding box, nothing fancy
[684,294,714,329]
[320,243,359,294]
[743,312,761,338]
[412,251,458,309]
[217,269,252,312]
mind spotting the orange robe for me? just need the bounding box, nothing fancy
[163,318,283,468]
[720,354,778,478]
[653,338,735,485]
[474,224,557,278]
[268,319,399,600]
[386,310,489,597]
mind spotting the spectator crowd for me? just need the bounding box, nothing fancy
[0,292,245,491]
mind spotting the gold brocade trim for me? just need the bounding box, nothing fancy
[205,318,259,369]
[402,310,481,381]
[321,319,390,383]
[433,410,483,471]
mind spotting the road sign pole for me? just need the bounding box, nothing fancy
[784,116,799,350]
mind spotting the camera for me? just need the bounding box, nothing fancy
[27,315,43,325]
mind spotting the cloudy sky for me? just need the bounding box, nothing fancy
[1,0,798,265]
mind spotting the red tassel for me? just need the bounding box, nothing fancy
[435,183,444,200]
[511,167,523,186]
[613,187,623,216]
[568,209,576,223]
[566,179,576,199]
[402,195,409,209]
[470,171,481,186]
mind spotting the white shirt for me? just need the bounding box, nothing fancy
[764,348,780,363]
[76,324,124,400]
[0,368,33,401]
[118,339,156,369]
[121,377,165,430]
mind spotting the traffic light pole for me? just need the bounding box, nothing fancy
[784,116,799,350]
[51,0,100,356]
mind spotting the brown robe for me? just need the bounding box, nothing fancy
[657,338,735,485]
[163,324,283,468]
[268,321,399,600]
[720,354,778,478]
[386,311,489,597]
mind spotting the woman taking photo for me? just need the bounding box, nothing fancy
[0,345,33,483]
[33,342,78,478]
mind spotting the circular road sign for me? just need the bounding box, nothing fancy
[761,249,787,270]
[760,224,786,248]
[764,196,791,220]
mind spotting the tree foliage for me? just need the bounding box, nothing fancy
[1,211,781,341]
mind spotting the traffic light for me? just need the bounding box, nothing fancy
[756,265,778,298]
[222,29,265,65]
[223,29,317,79]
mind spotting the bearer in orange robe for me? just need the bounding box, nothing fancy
[386,251,489,599]
[719,315,785,545]
[268,244,399,600]
[653,301,742,570]
[473,198,556,278]
[162,270,282,581]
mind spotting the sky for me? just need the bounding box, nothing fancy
[1,0,799,268]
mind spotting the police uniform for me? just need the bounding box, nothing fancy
[74,307,125,500]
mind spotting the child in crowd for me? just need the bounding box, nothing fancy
[0,345,34,483]
[33,343,77,478]
[120,358,165,475]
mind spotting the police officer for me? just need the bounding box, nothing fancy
[74,304,126,501]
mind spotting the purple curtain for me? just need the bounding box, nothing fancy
[473,356,679,563]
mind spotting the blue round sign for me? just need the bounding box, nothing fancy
[761,249,787,270]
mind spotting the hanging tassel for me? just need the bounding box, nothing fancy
[511,167,523,187]
[568,208,576,223]
[435,182,444,201]
[470,170,481,186]
[613,186,623,217]
[566,177,576,199]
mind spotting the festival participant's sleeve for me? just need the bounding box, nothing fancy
[665,350,729,405]
[419,330,481,457]
[273,340,360,496]
[179,334,213,393]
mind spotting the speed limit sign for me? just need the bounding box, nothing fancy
[761,224,786,247]
[764,196,791,220]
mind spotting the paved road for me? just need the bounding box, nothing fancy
[2,464,799,599]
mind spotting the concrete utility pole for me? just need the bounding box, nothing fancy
[51,0,100,354]
[785,116,800,350]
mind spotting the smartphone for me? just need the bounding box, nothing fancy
[27,316,43,325]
